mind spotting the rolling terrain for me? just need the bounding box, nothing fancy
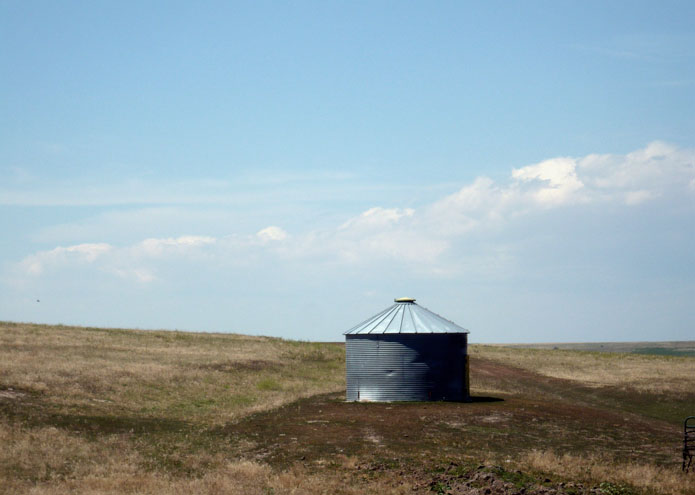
[1,322,693,494]
[501,342,695,358]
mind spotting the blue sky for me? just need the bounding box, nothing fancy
[1,1,694,342]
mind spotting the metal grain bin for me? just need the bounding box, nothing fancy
[344,297,470,402]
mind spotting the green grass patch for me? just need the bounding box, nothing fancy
[257,378,282,391]
[598,481,637,495]
[489,465,538,489]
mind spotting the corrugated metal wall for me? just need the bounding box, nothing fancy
[345,334,469,402]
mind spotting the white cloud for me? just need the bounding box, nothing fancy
[430,141,694,231]
[19,243,112,276]
[108,267,156,283]
[61,243,112,261]
[512,157,584,205]
[9,142,694,284]
[257,226,288,242]
[339,207,414,231]
[426,177,513,235]
[137,236,216,257]
[15,237,216,282]
[577,140,694,200]
[331,224,448,265]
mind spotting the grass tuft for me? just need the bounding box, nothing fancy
[257,379,283,391]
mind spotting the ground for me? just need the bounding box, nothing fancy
[1,322,694,494]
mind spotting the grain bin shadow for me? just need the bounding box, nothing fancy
[467,396,504,403]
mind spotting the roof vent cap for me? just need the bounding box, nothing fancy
[394,297,416,303]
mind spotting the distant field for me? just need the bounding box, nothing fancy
[501,340,695,357]
[1,322,694,494]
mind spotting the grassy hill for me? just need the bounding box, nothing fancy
[1,322,694,494]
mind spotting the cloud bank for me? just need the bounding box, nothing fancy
[10,141,693,284]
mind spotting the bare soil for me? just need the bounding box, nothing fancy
[220,357,684,494]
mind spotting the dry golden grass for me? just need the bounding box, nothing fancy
[11,460,403,495]
[2,424,406,495]
[471,344,695,394]
[521,450,695,495]
[0,321,355,494]
[0,321,344,424]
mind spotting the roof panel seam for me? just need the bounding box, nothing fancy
[367,305,398,335]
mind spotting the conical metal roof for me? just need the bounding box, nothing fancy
[344,298,469,335]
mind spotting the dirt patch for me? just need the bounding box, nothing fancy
[227,390,675,471]
[396,462,607,495]
[217,356,679,494]
[472,357,576,400]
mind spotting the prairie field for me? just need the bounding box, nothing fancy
[1,321,694,495]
